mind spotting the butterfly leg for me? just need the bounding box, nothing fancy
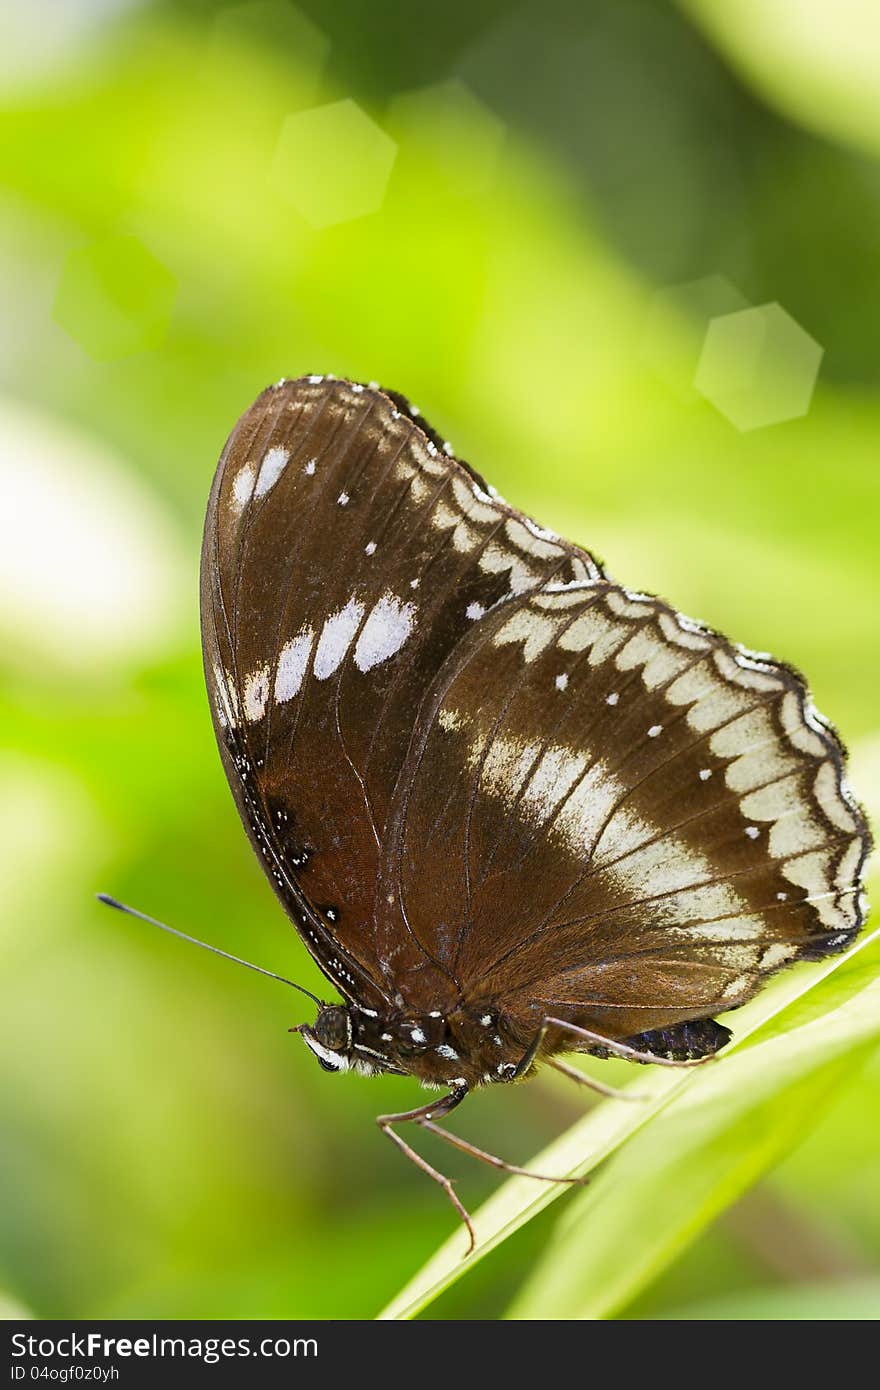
[416,1118,588,1186]
[544,1055,645,1100]
[376,1085,476,1254]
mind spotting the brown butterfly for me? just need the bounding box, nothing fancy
[198,374,869,1248]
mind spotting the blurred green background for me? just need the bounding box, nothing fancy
[1,0,878,1321]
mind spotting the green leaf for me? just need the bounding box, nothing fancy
[510,941,880,1319]
[378,926,880,1320]
[655,1278,880,1321]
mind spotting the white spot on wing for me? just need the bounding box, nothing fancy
[524,517,559,543]
[243,665,270,721]
[555,673,568,691]
[559,608,621,662]
[431,501,459,531]
[722,973,753,1001]
[275,628,314,702]
[554,758,751,927]
[761,943,795,969]
[521,744,588,822]
[354,592,415,672]
[466,602,485,621]
[769,809,824,859]
[814,761,859,832]
[494,608,555,661]
[480,542,538,595]
[314,598,365,679]
[617,628,692,689]
[439,707,464,733]
[480,733,542,806]
[672,916,765,943]
[212,662,236,728]
[255,445,289,497]
[232,463,255,513]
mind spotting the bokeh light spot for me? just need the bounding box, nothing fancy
[270,99,397,229]
[0,754,107,949]
[388,79,505,187]
[642,274,750,398]
[211,1,329,103]
[0,0,143,95]
[53,234,177,361]
[695,302,823,430]
[0,398,186,672]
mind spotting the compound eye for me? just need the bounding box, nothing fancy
[314,1005,351,1051]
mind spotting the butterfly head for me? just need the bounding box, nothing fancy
[298,1004,353,1073]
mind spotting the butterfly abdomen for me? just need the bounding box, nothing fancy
[623,1018,733,1062]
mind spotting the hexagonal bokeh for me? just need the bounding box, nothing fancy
[211,2,328,104]
[695,302,823,431]
[270,99,397,229]
[53,235,176,361]
[642,274,750,398]
[388,79,505,185]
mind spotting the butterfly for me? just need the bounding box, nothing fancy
[199,374,870,1248]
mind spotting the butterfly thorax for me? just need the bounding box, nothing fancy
[299,1002,526,1089]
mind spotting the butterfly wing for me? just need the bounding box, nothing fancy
[202,374,869,1039]
[200,376,594,1010]
[388,567,870,1044]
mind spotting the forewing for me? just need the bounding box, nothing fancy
[200,376,594,1008]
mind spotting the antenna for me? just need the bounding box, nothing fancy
[96,894,323,1007]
